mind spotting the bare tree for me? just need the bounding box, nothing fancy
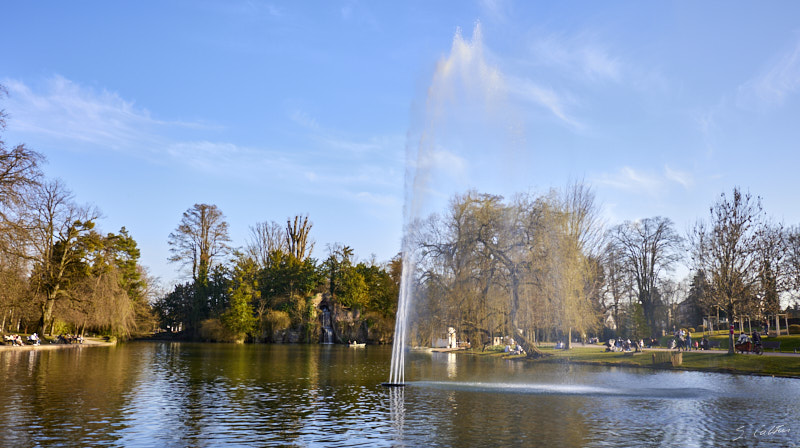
[610,216,683,337]
[18,180,100,334]
[786,225,800,293]
[754,220,788,322]
[246,220,287,267]
[691,188,764,354]
[168,203,231,279]
[601,241,634,335]
[0,84,44,249]
[286,214,314,261]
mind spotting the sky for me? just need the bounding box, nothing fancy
[3,1,800,288]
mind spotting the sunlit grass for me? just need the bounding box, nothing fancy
[532,345,800,378]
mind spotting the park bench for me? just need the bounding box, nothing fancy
[708,340,721,349]
[761,341,781,352]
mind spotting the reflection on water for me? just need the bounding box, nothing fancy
[446,353,457,378]
[0,343,798,447]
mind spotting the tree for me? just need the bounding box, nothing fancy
[601,242,633,336]
[0,84,43,218]
[168,203,231,280]
[542,183,604,349]
[221,255,258,342]
[155,282,194,332]
[246,220,287,268]
[684,271,710,328]
[325,243,363,307]
[691,188,764,354]
[286,215,314,261]
[20,180,99,334]
[786,225,800,293]
[610,216,682,337]
[754,221,788,322]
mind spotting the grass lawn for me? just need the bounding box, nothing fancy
[702,332,800,353]
[470,345,800,378]
[539,346,800,378]
[654,331,800,353]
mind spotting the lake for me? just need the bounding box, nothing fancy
[0,343,798,447]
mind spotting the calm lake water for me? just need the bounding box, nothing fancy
[1,343,798,447]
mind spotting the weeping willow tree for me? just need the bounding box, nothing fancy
[409,183,605,356]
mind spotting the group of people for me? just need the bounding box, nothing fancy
[605,338,641,352]
[3,334,25,346]
[670,328,694,351]
[2,333,39,346]
[56,334,83,344]
[737,330,762,346]
[504,339,524,355]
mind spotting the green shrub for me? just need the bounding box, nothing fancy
[688,327,696,333]
[199,318,238,342]
[262,310,292,341]
[789,324,800,335]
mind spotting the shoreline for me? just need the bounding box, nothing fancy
[467,345,800,379]
[0,337,116,351]
[534,356,800,380]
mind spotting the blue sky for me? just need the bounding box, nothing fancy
[3,1,800,287]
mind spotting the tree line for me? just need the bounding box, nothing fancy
[406,184,800,355]
[155,205,401,343]
[0,86,155,338]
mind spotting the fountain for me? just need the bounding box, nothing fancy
[384,22,510,387]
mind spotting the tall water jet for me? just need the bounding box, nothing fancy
[386,22,517,387]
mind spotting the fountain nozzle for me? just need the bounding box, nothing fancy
[381,382,406,388]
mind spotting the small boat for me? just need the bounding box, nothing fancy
[349,342,366,348]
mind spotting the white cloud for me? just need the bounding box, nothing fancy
[2,75,210,156]
[664,165,693,189]
[3,76,403,210]
[289,109,320,130]
[596,166,662,194]
[506,76,582,130]
[529,35,622,83]
[478,0,510,23]
[595,165,694,195]
[738,37,800,110]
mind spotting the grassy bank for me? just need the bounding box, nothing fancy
[469,345,800,378]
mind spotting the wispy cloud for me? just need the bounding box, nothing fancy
[478,0,510,23]
[506,76,582,130]
[289,109,320,130]
[664,165,693,189]
[521,32,668,96]
[2,76,211,155]
[529,34,622,83]
[339,0,380,30]
[737,36,800,110]
[595,165,694,195]
[3,76,403,209]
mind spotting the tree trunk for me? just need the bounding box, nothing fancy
[39,296,56,335]
[727,304,735,355]
[507,274,547,358]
